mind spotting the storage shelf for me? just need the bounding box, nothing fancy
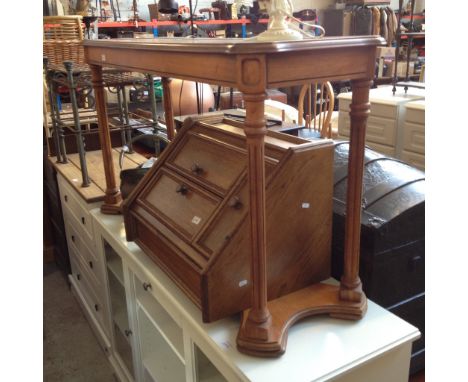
[107,255,124,286]
[113,309,131,345]
[137,299,185,362]
[138,307,186,382]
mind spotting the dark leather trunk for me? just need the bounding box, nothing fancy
[331,141,425,374]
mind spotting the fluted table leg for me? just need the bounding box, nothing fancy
[340,79,372,303]
[90,64,122,214]
[161,77,175,141]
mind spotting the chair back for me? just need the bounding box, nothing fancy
[297,81,335,139]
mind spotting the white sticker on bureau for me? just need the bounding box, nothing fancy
[191,216,202,225]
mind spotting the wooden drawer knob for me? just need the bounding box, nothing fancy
[143,282,152,291]
[228,196,243,210]
[191,163,204,175]
[176,184,188,196]
[124,329,132,337]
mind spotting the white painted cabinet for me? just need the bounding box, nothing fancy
[337,86,425,166]
[401,99,425,170]
[89,209,420,382]
[58,176,420,382]
[57,174,112,357]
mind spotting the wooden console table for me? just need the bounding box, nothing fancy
[84,36,385,356]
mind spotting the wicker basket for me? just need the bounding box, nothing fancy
[43,16,86,65]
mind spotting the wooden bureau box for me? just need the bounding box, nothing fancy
[123,117,334,322]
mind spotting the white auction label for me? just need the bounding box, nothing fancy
[302,202,310,208]
[191,216,202,225]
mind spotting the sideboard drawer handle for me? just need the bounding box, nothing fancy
[89,261,93,269]
[143,282,152,291]
[64,195,68,202]
[81,217,85,225]
[77,273,81,281]
[71,235,75,243]
[94,304,99,312]
[124,329,132,337]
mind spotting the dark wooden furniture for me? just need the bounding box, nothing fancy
[84,36,384,357]
[124,117,334,322]
[331,141,425,374]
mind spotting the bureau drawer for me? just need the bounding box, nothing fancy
[69,252,107,329]
[403,122,425,154]
[197,180,249,256]
[141,170,221,241]
[167,132,246,195]
[58,175,95,243]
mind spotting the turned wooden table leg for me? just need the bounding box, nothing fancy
[90,64,122,214]
[161,77,175,141]
[238,91,272,341]
[340,79,372,302]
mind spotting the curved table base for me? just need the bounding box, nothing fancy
[100,202,122,215]
[236,282,367,357]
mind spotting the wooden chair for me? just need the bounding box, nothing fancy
[297,81,335,139]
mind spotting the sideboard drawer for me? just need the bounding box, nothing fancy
[168,133,246,195]
[403,122,425,154]
[401,150,425,171]
[65,216,102,289]
[338,98,396,119]
[338,113,397,147]
[58,176,95,243]
[365,142,396,157]
[69,252,107,330]
[405,108,425,124]
[141,170,221,241]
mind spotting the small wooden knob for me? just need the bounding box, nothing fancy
[124,329,132,337]
[191,163,204,175]
[176,184,188,196]
[228,196,243,210]
[143,282,152,291]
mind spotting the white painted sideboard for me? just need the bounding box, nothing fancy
[87,208,419,382]
[337,86,425,170]
[56,148,421,382]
